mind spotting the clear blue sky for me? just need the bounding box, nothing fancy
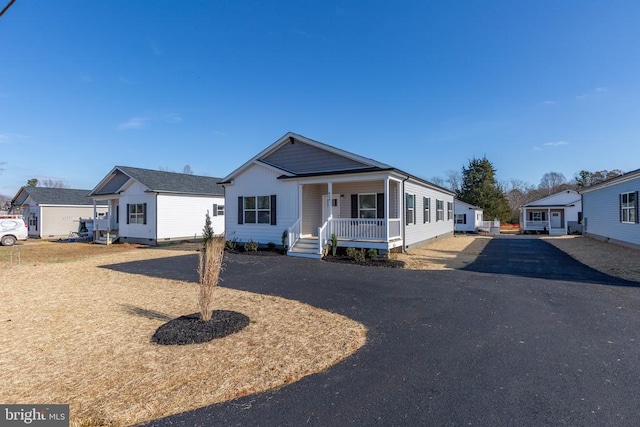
[1,1,639,197]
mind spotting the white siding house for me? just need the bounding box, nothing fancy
[88,166,225,245]
[520,190,582,235]
[220,132,454,258]
[10,187,107,239]
[454,200,484,233]
[581,168,640,249]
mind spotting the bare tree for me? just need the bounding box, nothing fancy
[539,172,568,195]
[430,176,445,187]
[183,165,194,175]
[445,169,462,193]
[41,179,69,188]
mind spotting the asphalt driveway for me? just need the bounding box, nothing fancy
[139,237,640,426]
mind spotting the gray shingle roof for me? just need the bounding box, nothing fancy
[13,187,104,206]
[95,166,224,196]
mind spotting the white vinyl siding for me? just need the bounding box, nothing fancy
[403,180,454,248]
[224,163,298,245]
[582,176,640,248]
[156,194,225,241]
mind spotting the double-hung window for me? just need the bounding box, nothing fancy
[213,204,225,217]
[128,203,146,224]
[423,197,430,223]
[358,194,377,218]
[447,201,453,220]
[436,199,444,221]
[455,214,465,224]
[243,196,270,224]
[406,194,415,224]
[621,192,638,223]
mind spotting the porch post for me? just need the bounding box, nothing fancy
[327,182,333,235]
[547,207,551,232]
[385,177,389,241]
[298,184,303,232]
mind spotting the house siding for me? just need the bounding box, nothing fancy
[261,140,368,174]
[404,180,454,248]
[156,194,225,242]
[334,181,386,219]
[117,181,157,243]
[40,206,106,238]
[454,200,483,233]
[583,177,640,248]
[224,163,298,246]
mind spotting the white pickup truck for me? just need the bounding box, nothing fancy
[0,214,28,246]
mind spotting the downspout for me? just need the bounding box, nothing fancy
[401,175,409,253]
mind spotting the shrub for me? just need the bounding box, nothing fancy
[346,247,365,262]
[281,230,288,251]
[331,233,338,256]
[198,234,225,322]
[367,248,378,259]
[267,242,277,251]
[225,237,238,251]
[244,239,259,252]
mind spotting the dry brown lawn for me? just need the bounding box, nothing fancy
[392,234,492,270]
[0,242,366,426]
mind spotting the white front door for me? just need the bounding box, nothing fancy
[551,212,561,228]
[322,195,340,221]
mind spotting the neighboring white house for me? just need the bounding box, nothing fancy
[220,132,455,258]
[88,166,225,245]
[581,168,640,250]
[10,187,107,239]
[520,189,582,235]
[454,200,484,233]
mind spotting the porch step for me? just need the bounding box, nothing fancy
[94,232,119,245]
[288,238,323,259]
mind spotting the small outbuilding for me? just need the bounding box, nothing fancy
[10,187,107,239]
[454,200,484,233]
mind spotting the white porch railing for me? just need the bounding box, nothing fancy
[524,220,550,230]
[330,218,387,240]
[288,218,301,249]
[318,221,329,254]
[95,216,110,231]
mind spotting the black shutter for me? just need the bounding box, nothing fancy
[238,197,243,224]
[636,191,639,224]
[270,195,277,225]
[620,194,623,222]
[212,204,218,217]
[126,204,130,224]
[377,193,384,219]
[351,194,358,218]
[143,203,147,225]
[405,194,410,225]
[116,205,119,224]
[423,197,427,223]
[463,214,467,224]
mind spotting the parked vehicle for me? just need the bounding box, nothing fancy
[0,214,28,246]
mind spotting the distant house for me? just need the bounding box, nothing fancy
[520,190,582,235]
[10,187,107,239]
[581,168,640,249]
[454,200,483,233]
[88,166,224,245]
[220,132,455,258]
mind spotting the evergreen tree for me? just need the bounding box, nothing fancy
[202,210,214,247]
[457,156,510,222]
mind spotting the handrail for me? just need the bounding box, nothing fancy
[288,218,301,251]
[318,221,329,255]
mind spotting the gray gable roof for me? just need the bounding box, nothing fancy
[90,166,225,196]
[12,187,103,206]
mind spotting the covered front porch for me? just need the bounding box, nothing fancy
[522,207,566,235]
[92,198,120,244]
[287,177,404,258]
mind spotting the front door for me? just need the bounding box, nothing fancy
[550,212,561,228]
[322,195,341,222]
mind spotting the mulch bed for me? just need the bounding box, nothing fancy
[323,255,405,268]
[152,310,250,345]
